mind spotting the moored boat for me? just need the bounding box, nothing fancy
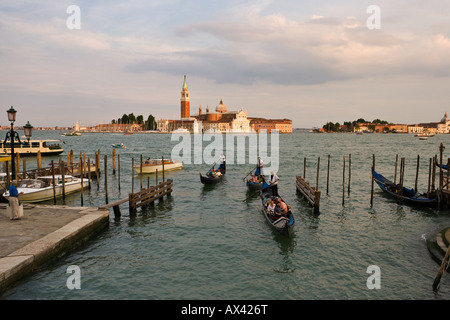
[112,143,126,148]
[259,181,295,237]
[133,158,183,174]
[373,171,438,207]
[2,175,89,203]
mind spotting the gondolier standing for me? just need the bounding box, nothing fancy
[255,156,263,176]
[217,153,226,172]
[268,171,279,194]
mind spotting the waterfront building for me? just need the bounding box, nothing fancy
[406,113,450,134]
[249,117,293,133]
[157,76,292,133]
[93,123,142,132]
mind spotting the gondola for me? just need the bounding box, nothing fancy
[373,171,438,207]
[199,166,226,184]
[436,162,449,170]
[246,176,264,189]
[259,181,295,237]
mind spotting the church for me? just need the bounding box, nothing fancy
[157,76,292,133]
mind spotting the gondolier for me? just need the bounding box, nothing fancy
[217,153,226,172]
[255,157,263,176]
[268,171,279,194]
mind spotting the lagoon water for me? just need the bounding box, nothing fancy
[2,130,450,300]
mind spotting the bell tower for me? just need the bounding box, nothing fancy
[180,75,190,119]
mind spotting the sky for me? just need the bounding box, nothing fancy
[0,0,450,128]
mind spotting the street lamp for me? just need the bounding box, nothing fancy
[4,106,33,181]
[23,121,33,141]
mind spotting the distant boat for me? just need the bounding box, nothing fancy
[415,133,435,137]
[133,158,182,174]
[112,143,126,148]
[419,137,428,140]
[172,128,190,134]
[62,132,81,136]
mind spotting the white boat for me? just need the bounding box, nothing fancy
[133,158,183,174]
[62,132,82,136]
[2,175,88,203]
[172,128,190,134]
[0,139,64,157]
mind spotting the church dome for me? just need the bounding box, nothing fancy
[441,112,448,123]
[215,99,227,113]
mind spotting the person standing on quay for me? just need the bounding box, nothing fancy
[8,180,23,220]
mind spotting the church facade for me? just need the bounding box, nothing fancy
[157,76,292,133]
[407,113,450,134]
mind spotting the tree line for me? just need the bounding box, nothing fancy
[322,118,392,132]
[111,113,157,130]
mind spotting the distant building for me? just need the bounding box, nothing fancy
[248,117,292,133]
[406,113,450,134]
[157,76,292,133]
[93,123,142,132]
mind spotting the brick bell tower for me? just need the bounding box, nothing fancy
[180,75,190,119]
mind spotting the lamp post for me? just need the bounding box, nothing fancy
[4,106,33,181]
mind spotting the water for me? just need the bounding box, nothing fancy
[2,130,450,300]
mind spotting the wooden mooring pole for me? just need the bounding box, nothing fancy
[51,160,56,205]
[342,155,345,206]
[316,157,320,191]
[348,154,351,195]
[415,155,420,194]
[112,148,116,175]
[104,155,108,204]
[326,154,330,196]
[118,154,121,190]
[433,244,450,292]
[370,154,375,207]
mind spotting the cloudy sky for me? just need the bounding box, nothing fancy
[1,0,449,128]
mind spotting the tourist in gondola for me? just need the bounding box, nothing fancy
[266,198,276,214]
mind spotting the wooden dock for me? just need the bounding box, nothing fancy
[100,179,173,217]
[295,175,320,213]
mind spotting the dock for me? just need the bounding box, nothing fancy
[295,175,321,213]
[0,204,109,295]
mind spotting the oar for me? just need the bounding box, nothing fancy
[243,166,257,181]
[206,162,216,175]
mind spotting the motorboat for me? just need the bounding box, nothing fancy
[2,175,89,203]
[0,139,63,157]
[133,158,183,174]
